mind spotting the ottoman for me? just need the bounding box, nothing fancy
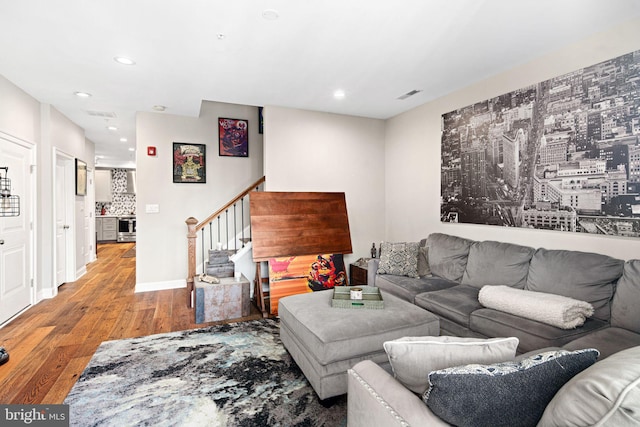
[278,289,439,399]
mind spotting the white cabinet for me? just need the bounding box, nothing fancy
[96,217,117,242]
[95,169,112,202]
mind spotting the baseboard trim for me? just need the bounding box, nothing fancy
[135,279,186,293]
[75,266,87,280]
[38,288,56,300]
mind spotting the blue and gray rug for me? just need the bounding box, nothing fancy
[64,319,347,426]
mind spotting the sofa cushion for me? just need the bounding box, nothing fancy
[424,348,599,427]
[563,327,640,359]
[425,233,474,282]
[375,274,458,303]
[461,240,534,289]
[526,248,623,321]
[414,285,480,328]
[377,242,420,278]
[470,308,609,353]
[539,346,640,427]
[417,245,431,277]
[478,285,594,330]
[611,259,640,333]
[383,336,518,394]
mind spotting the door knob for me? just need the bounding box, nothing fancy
[0,239,4,245]
[63,225,70,229]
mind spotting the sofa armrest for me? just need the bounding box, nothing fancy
[347,360,450,427]
[367,258,380,286]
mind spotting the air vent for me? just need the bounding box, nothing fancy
[87,110,118,118]
[397,89,422,100]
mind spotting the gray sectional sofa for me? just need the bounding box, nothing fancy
[347,233,640,426]
[368,233,640,357]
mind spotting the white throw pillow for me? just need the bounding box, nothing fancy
[383,336,519,394]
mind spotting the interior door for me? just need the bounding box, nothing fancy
[0,136,32,324]
[55,155,74,286]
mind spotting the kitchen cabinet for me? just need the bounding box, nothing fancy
[96,217,117,242]
[95,169,112,202]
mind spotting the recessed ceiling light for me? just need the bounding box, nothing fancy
[114,56,136,65]
[107,125,118,131]
[120,137,128,142]
[262,9,280,20]
[333,90,346,100]
[74,91,92,98]
[216,33,225,40]
[128,148,135,152]
[152,105,166,112]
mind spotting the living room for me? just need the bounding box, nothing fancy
[2,2,640,425]
[2,3,640,307]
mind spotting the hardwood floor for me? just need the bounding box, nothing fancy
[0,242,264,404]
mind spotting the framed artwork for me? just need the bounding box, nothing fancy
[268,254,348,315]
[75,158,87,196]
[218,117,249,157]
[440,48,640,238]
[258,107,264,134]
[173,143,206,183]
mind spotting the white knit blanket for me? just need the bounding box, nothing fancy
[478,285,595,330]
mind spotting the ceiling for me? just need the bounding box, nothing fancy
[1,0,640,168]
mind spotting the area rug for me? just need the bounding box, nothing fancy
[121,246,136,258]
[64,319,346,427]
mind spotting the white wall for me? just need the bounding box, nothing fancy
[136,101,264,290]
[384,18,640,260]
[263,106,386,265]
[0,75,95,302]
[0,74,40,143]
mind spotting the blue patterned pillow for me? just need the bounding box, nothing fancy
[377,242,419,278]
[423,348,599,427]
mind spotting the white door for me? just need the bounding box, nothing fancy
[0,136,33,324]
[55,155,74,286]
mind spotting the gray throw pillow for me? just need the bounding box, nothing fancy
[377,242,419,278]
[424,348,599,427]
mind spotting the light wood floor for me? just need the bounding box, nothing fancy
[0,242,264,404]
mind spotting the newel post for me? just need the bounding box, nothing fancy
[186,217,198,308]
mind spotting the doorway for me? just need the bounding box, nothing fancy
[54,151,75,287]
[0,134,34,325]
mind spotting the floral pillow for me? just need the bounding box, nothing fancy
[377,242,420,278]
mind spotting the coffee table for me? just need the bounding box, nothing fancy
[278,288,439,400]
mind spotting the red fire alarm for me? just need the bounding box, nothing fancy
[147,146,157,156]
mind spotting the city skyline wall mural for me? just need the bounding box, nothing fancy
[440,49,640,238]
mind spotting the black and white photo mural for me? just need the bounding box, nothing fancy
[441,49,640,238]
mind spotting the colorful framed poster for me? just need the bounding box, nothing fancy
[268,254,348,315]
[173,142,206,183]
[218,117,249,157]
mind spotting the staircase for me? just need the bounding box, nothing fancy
[185,176,265,309]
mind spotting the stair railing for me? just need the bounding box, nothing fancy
[185,176,265,307]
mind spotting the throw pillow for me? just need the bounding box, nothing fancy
[424,348,599,427]
[538,346,640,426]
[383,336,519,394]
[377,242,419,278]
[417,245,431,277]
